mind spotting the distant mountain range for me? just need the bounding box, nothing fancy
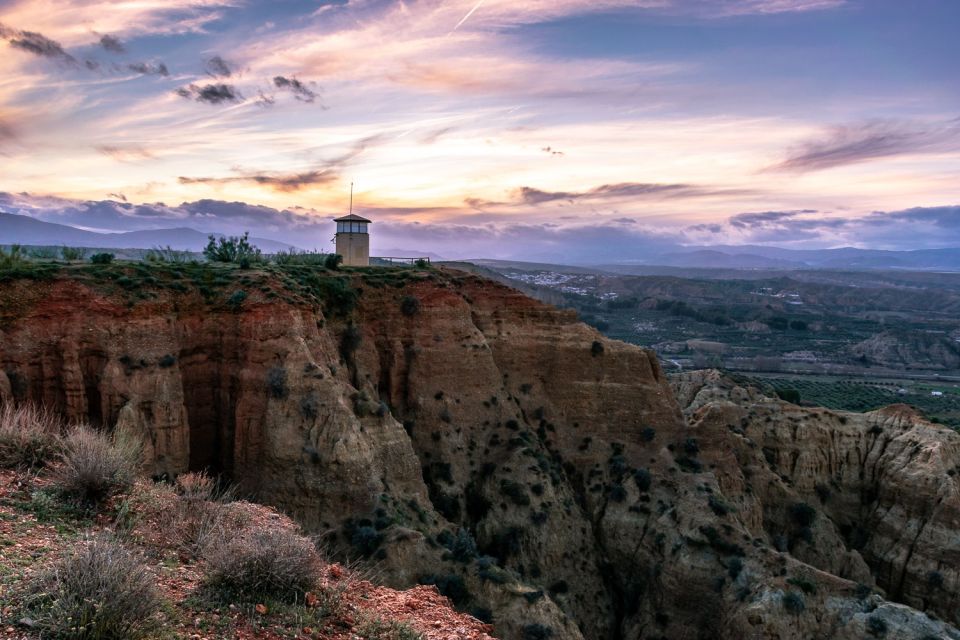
[0,213,295,253]
[2,211,958,270]
[654,245,960,270]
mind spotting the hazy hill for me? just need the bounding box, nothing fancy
[0,212,295,253]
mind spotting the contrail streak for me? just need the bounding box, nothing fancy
[451,0,484,32]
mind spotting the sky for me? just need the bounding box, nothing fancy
[1,0,959,261]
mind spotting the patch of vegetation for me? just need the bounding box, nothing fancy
[418,574,470,606]
[53,426,140,507]
[89,252,115,265]
[23,535,164,639]
[267,367,289,399]
[782,591,805,614]
[0,404,64,469]
[201,526,320,602]
[400,295,421,316]
[203,232,262,265]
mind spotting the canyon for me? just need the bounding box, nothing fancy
[1,263,958,639]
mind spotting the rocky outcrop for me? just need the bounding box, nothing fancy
[1,266,958,639]
[674,369,960,632]
[850,329,960,370]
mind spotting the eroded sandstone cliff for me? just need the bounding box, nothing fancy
[1,263,957,640]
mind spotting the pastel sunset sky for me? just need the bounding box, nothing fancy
[1,0,958,259]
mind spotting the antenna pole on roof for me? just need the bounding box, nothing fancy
[349,182,354,215]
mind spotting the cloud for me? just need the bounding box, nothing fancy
[177,134,383,192]
[0,23,76,64]
[128,61,170,77]
[178,169,339,191]
[685,205,960,249]
[95,145,155,162]
[769,119,960,172]
[175,83,242,105]
[728,209,817,228]
[98,34,125,53]
[205,55,231,77]
[515,182,745,205]
[273,75,318,103]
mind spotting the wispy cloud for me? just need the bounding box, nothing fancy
[128,61,170,77]
[98,33,125,53]
[177,134,384,192]
[769,119,960,172]
[95,144,155,162]
[175,83,242,105]
[515,182,752,205]
[273,75,318,103]
[0,23,76,65]
[205,55,231,78]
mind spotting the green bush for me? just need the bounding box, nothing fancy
[267,367,289,399]
[782,591,805,614]
[89,253,114,265]
[0,404,64,469]
[356,617,424,640]
[53,426,140,507]
[201,525,320,601]
[24,535,163,639]
[400,295,421,316]
[325,253,344,270]
[203,232,261,264]
[61,246,87,261]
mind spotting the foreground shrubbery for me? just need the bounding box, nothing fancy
[24,536,164,640]
[201,525,322,601]
[53,426,140,507]
[0,403,64,469]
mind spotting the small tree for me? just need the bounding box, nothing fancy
[203,232,262,264]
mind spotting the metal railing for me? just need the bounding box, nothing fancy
[371,256,431,266]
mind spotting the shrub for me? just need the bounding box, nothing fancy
[25,535,163,639]
[89,252,114,264]
[325,253,344,270]
[789,502,817,528]
[782,591,805,614]
[227,289,248,310]
[267,367,288,399]
[61,246,87,261]
[351,525,384,557]
[400,295,421,317]
[53,426,140,506]
[203,232,261,264]
[418,574,470,606]
[499,479,531,506]
[202,525,320,601]
[866,615,888,637]
[448,528,478,563]
[641,427,656,442]
[158,354,177,368]
[787,576,818,595]
[0,404,64,469]
[633,468,652,491]
[591,341,604,356]
[523,624,554,640]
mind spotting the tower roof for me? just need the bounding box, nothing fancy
[333,214,372,223]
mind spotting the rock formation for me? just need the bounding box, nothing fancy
[1,264,957,639]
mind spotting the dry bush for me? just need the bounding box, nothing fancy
[201,525,321,601]
[24,535,164,639]
[53,426,140,506]
[0,403,64,469]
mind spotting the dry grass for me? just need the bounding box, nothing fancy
[23,535,164,639]
[52,426,140,507]
[0,403,65,469]
[201,525,322,602]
